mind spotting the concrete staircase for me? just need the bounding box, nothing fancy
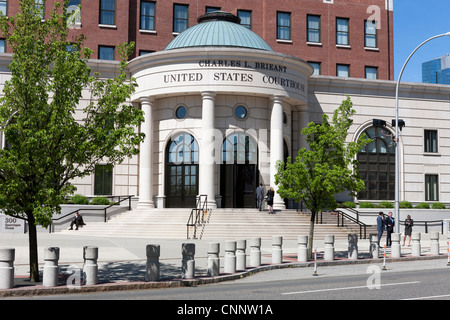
[59,207,374,240]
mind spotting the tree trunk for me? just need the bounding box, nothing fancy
[27,213,40,282]
[308,211,316,259]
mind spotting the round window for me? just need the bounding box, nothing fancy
[234,105,248,120]
[175,106,187,119]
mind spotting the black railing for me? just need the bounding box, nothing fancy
[49,195,134,233]
[186,194,209,239]
[335,210,368,239]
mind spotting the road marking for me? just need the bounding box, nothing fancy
[402,294,450,300]
[282,281,421,295]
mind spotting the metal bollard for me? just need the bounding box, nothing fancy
[145,244,160,281]
[272,236,283,264]
[391,233,401,258]
[324,235,335,261]
[43,247,60,287]
[182,243,195,279]
[430,231,440,256]
[369,234,379,259]
[236,240,247,271]
[249,238,261,267]
[224,241,237,274]
[348,234,358,259]
[207,242,220,277]
[298,235,308,262]
[83,246,98,285]
[0,248,15,289]
[411,232,421,256]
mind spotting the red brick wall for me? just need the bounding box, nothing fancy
[2,0,394,80]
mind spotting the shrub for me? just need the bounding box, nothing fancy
[415,202,430,209]
[342,201,356,208]
[377,201,394,208]
[431,202,446,209]
[359,202,376,208]
[399,201,413,209]
[91,197,111,205]
[71,194,89,205]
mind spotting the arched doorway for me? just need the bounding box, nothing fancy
[358,126,395,200]
[165,133,199,208]
[220,133,258,208]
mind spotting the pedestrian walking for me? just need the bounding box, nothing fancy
[266,187,275,214]
[376,211,385,246]
[403,215,414,246]
[385,211,395,247]
[255,183,265,211]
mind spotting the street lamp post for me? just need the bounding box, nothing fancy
[394,32,450,233]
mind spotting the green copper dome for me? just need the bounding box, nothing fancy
[165,11,273,52]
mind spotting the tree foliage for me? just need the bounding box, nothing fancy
[0,0,145,281]
[275,96,371,257]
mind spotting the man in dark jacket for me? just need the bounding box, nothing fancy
[69,212,85,230]
[385,212,395,247]
[376,211,385,246]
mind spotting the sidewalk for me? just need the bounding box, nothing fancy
[0,232,449,297]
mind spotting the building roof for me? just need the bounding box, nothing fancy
[164,11,273,52]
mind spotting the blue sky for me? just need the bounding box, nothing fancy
[394,0,450,83]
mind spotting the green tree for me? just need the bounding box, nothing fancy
[275,96,370,258]
[0,0,144,282]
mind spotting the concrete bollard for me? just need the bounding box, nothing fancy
[348,234,358,259]
[249,238,261,267]
[207,242,220,277]
[83,246,99,285]
[145,244,160,281]
[182,243,195,279]
[369,234,379,259]
[391,233,401,258]
[411,232,421,256]
[224,241,237,274]
[0,248,15,289]
[236,240,247,271]
[298,235,308,262]
[43,247,60,287]
[430,231,440,256]
[324,235,335,261]
[272,236,283,264]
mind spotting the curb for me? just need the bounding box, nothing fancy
[1,254,448,298]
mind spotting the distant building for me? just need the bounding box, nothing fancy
[422,55,450,84]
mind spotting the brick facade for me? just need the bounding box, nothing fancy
[2,0,394,80]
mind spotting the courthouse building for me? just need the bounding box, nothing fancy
[1,1,450,210]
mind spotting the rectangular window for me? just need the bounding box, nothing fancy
[0,39,5,53]
[67,0,81,25]
[365,20,377,48]
[337,64,350,77]
[205,6,220,13]
[336,18,349,45]
[173,4,188,33]
[309,62,321,75]
[307,15,321,43]
[99,46,114,60]
[94,164,113,195]
[424,130,438,153]
[0,0,7,16]
[277,11,291,40]
[140,1,155,30]
[365,66,378,79]
[34,0,45,19]
[100,0,115,25]
[425,174,439,201]
[237,10,252,30]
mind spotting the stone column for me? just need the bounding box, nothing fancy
[391,233,401,258]
[0,248,15,289]
[272,236,283,264]
[43,247,60,287]
[411,232,421,256]
[324,235,335,261]
[298,235,308,262]
[145,244,160,281]
[137,97,155,209]
[249,238,261,267]
[224,241,237,274]
[207,242,220,277]
[182,243,195,279]
[236,240,247,271]
[369,234,379,259]
[270,95,286,210]
[199,92,217,209]
[83,246,98,285]
[348,234,358,259]
[430,231,440,256]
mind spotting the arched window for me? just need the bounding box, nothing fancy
[165,133,199,208]
[358,126,395,200]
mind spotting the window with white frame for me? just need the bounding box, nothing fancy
[100,0,115,25]
[277,11,291,40]
[307,15,321,43]
[336,18,349,45]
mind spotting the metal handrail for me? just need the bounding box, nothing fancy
[335,210,368,239]
[49,195,134,232]
[186,194,208,239]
